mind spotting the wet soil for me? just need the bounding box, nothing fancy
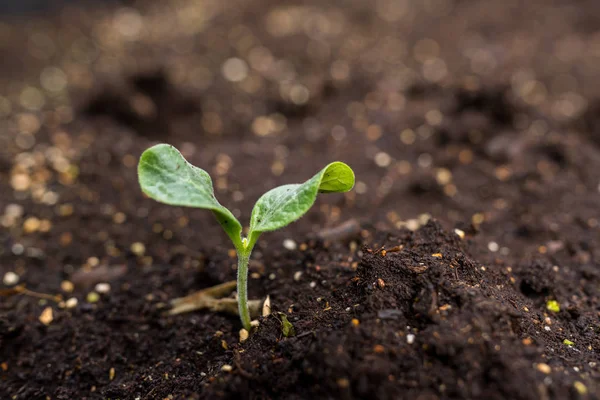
[0,0,599,399]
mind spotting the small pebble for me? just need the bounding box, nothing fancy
[221,364,233,372]
[488,242,499,252]
[5,204,24,218]
[23,217,41,233]
[109,367,115,381]
[11,173,31,191]
[3,271,19,286]
[373,344,385,354]
[87,257,100,267]
[283,239,297,250]
[454,229,465,239]
[222,58,248,82]
[337,378,350,388]
[293,271,303,281]
[130,242,146,256]
[87,292,100,303]
[65,297,78,309]
[406,334,415,344]
[573,381,588,395]
[113,212,126,224]
[39,307,53,325]
[309,281,316,288]
[38,219,52,232]
[435,168,452,185]
[536,363,551,374]
[61,280,74,292]
[12,243,24,255]
[405,219,420,231]
[239,329,249,343]
[374,152,392,167]
[95,283,111,294]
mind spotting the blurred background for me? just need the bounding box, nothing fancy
[1,0,599,261]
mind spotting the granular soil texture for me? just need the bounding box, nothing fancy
[1,0,600,399]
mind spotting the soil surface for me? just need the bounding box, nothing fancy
[1,0,600,399]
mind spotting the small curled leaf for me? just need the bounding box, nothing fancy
[248,162,355,237]
[138,144,243,246]
[279,313,296,337]
[317,162,355,193]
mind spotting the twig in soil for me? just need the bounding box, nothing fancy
[366,245,385,255]
[295,330,316,339]
[380,245,404,256]
[0,285,62,303]
[168,280,263,317]
[427,283,439,317]
[408,264,429,274]
[233,350,253,379]
[317,219,361,242]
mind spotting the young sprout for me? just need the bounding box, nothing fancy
[138,144,355,330]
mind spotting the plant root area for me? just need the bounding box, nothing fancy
[1,0,599,399]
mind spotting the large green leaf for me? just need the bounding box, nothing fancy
[138,144,243,247]
[248,162,354,239]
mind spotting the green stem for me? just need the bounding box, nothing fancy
[236,249,252,331]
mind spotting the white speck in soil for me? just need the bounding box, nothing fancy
[221,364,233,372]
[95,283,111,293]
[11,243,24,255]
[488,241,499,252]
[65,297,78,309]
[374,152,392,167]
[283,239,297,250]
[3,271,19,286]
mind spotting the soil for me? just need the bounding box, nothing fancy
[1,0,600,399]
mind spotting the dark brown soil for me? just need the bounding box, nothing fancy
[1,0,600,399]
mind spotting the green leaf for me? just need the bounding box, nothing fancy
[546,300,560,313]
[279,313,296,337]
[317,162,356,193]
[248,162,354,239]
[138,144,243,247]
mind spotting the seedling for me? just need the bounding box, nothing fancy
[138,144,354,330]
